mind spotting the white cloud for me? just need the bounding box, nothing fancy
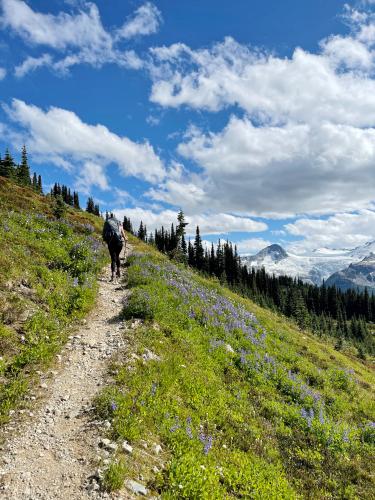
[145,8,375,219]
[14,53,52,77]
[4,99,165,184]
[1,0,111,50]
[170,115,375,216]
[0,66,6,79]
[150,36,375,127]
[285,209,375,253]
[1,1,159,76]
[75,161,109,194]
[113,207,266,236]
[116,2,162,40]
[234,238,272,255]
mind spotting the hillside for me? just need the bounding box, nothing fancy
[0,177,374,498]
[0,176,107,422]
[95,239,375,498]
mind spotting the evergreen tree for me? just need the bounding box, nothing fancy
[37,174,43,194]
[73,191,80,209]
[86,196,95,214]
[17,145,31,186]
[0,149,16,179]
[194,226,204,270]
[32,172,38,191]
[138,221,146,241]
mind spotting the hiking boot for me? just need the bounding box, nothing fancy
[110,272,115,282]
[116,269,121,278]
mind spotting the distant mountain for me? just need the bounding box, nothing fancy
[325,253,375,292]
[241,241,375,287]
[248,244,288,264]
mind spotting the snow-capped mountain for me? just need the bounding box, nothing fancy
[241,241,375,286]
[325,253,375,291]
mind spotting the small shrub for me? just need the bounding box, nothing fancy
[102,459,127,491]
[122,289,154,320]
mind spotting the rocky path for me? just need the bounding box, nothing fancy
[0,252,132,499]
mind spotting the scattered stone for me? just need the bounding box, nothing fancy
[122,442,133,454]
[225,344,235,353]
[40,383,48,389]
[126,480,148,496]
[154,444,162,455]
[142,349,160,362]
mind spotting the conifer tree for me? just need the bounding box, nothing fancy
[32,172,38,190]
[73,191,80,209]
[0,149,16,179]
[17,145,31,186]
[37,174,43,194]
[86,196,95,213]
[138,221,145,241]
[194,226,204,270]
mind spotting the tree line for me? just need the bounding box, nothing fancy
[0,146,101,216]
[125,211,374,356]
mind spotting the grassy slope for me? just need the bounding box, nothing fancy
[0,177,107,423]
[97,238,374,499]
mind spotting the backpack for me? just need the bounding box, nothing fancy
[103,219,122,244]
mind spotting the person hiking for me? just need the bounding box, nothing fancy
[102,213,127,282]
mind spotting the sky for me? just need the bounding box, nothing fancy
[1,0,375,256]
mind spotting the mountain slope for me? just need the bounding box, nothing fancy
[242,242,375,286]
[95,238,375,498]
[0,176,107,422]
[326,253,375,291]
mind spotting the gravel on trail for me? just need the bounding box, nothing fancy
[0,255,135,499]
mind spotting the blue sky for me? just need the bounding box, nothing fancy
[1,0,375,255]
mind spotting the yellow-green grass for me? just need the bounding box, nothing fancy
[96,237,374,499]
[0,177,108,423]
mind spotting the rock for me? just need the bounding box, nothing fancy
[153,444,162,455]
[126,480,148,496]
[40,383,48,389]
[122,442,133,454]
[99,438,111,448]
[142,349,160,362]
[225,344,235,353]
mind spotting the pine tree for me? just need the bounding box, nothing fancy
[32,172,38,191]
[73,191,80,209]
[194,226,204,270]
[17,145,31,186]
[94,204,100,216]
[0,149,16,179]
[86,196,95,213]
[138,221,145,241]
[37,174,43,194]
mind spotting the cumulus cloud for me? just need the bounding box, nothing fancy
[14,54,53,77]
[285,209,375,253]
[174,115,375,216]
[145,5,375,220]
[1,0,160,76]
[150,36,375,126]
[3,99,165,184]
[235,238,273,255]
[0,66,6,79]
[113,206,266,236]
[116,2,162,40]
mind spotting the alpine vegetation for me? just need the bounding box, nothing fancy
[0,176,107,421]
[96,239,374,498]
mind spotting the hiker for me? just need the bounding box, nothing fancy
[102,213,127,281]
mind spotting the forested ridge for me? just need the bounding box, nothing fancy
[126,212,375,356]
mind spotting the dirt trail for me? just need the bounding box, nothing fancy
[0,249,132,500]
